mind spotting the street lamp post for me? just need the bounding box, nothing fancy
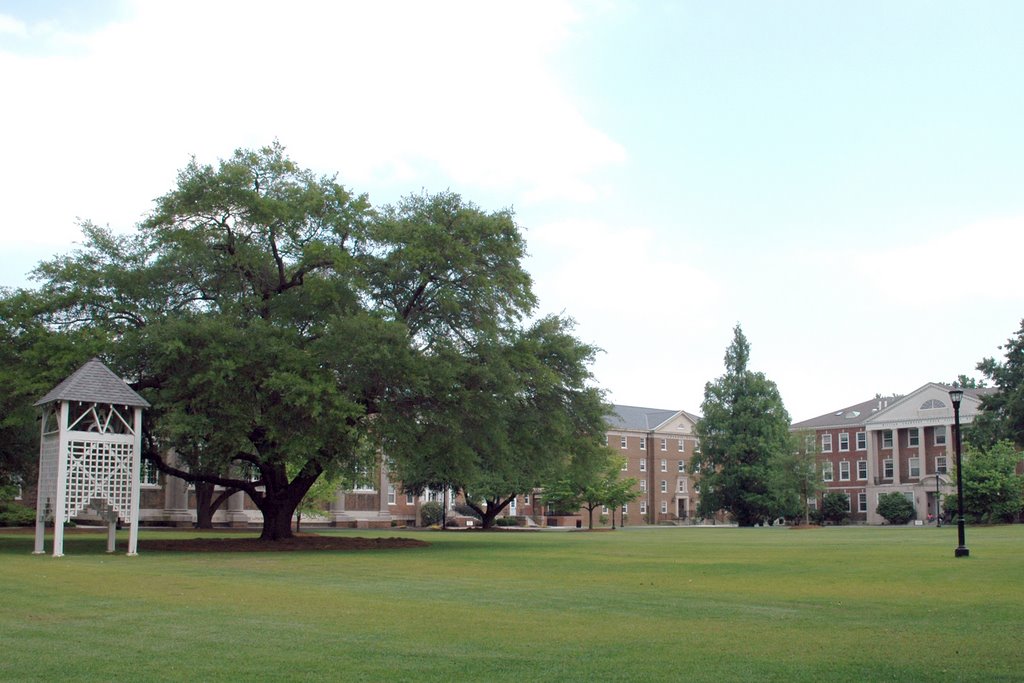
[949,389,969,558]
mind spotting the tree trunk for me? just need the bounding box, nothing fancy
[257,472,319,541]
[194,482,217,529]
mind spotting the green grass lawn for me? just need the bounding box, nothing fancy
[2,525,1022,682]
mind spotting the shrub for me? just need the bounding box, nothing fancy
[0,501,35,527]
[420,501,444,526]
[495,516,520,527]
[877,492,915,525]
[452,503,482,521]
[821,493,850,525]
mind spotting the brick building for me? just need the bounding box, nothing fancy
[791,383,993,524]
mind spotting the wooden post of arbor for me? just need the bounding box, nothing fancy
[33,359,150,557]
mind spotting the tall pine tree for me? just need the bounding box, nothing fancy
[693,325,795,526]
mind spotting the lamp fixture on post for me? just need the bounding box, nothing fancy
[948,389,969,558]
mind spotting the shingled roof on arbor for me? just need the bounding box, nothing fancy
[34,358,150,408]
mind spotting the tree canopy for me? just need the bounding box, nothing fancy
[949,440,1024,524]
[974,320,1024,449]
[4,143,604,539]
[693,325,795,526]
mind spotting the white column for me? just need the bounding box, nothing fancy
[892,429,902,485]
[127,406,143,556]
[52,401,70,558]
[33,410,48,555]
[107,520,117,553]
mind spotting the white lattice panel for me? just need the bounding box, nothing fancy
[63,438,136,523]
[37,435,60,521]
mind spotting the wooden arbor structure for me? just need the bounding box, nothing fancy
[33,359,150,557]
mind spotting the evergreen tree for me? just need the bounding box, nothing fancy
[974,320,1024,448]
[693,325,794,526]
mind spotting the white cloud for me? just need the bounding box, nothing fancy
[0,14,27,36]
[0,0,624,269]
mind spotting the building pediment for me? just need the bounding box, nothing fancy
[863,383,982,430]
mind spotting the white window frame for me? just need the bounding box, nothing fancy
[621,459,628,471]
[660,500,668,514]
[660,438,667,452]
[387,484,396,505]
[640,459,646,472]
[620,435,627,449]
[639,480,647,492]
[936,456,948,474]
[882,430,893,449]
[883,459,894,479]
[856,432,867,451]
[839,461,851,481]
[678,459,685,473]
[822,461,834,482]
[934,426,947,446]
[639,437,647,450]
[821,433,833,453]
[909,457,920,478]
[857,492,868,513]
[677,479,687,493]
[660,459,667,472]
[908,428,920,447]
[856,459,867,480]
[660,480,667,493]
[839,432,850,452]
[140,459,160,487]
[640,500,648,515]
[678,439,685,452]
[406,492,414,505]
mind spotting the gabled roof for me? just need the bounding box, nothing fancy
[791,396,898,430]
[35,358,150,408]
[791,384,999,431]
[606,405,699,432]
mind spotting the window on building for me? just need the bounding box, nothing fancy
[622,504,629,515]
[620,436,627,449]
[883,459,894,479]
[639,437,647,450]
[934,426,947,446]
[678,439,685,452]
[839,461,851,481]
[523,494,530,505]
[141,460,159,486]
[921,399,945,409]
[387,484,396,505]
[821,433,833,452]
[845,495,853,512]
[660,480,667,493]
[602,505,609,514]
[621,459,628,471]
[936,456,948,474]
[882,430,893,449]
[660,439,667,451]
[510,497,517,514]
[640,501,648,514]
[839,432,850,452]
[693,461,701,474]
[678,459,685,472]
[604,435,609,446]
[406,492,414,505]
[822,461,834,482]
[909,458,920,478]
[857,492,867,513]
[694,440,701,453]
[639,480,647,492]
[640,460,646,472]
[660,500,668,514]
[857,460,868,480]
[677,479,687,493]
[908,428,920,447]
[805,434,815,451]
[856,432,867,451]
[660,459,667,472]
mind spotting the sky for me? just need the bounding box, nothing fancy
[2,0,1023,421]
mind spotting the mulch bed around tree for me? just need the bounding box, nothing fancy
[138,535,430,552]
